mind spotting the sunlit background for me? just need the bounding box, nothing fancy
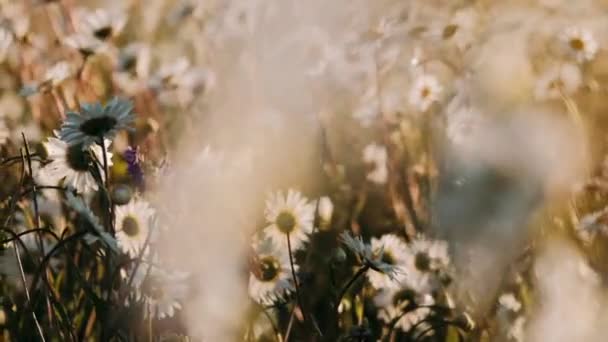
[1,0,608,341]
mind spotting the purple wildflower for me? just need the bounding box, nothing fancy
[124,146,145,191]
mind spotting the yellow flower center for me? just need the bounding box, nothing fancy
[442,24,458,39]
[381,251,395,265]
[66,143,93,172]
[122,215,140,237]
[420,87,431,99]
[276,211,296,234]
[415,252,431,271]
[256,256,281,282]
[569,38,585,51]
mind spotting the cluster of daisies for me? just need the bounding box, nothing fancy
[248,190,316,305]
[247,187,456,337]
[2,96,188,322]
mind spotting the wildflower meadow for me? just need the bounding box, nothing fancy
[1,0,608,341]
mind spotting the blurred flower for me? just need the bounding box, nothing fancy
[44,61,75,88]
[409,74,442,112]
[78,7,127,41]
[0,119,8,146]
[508,316,526,342]
[117,43,151,76]
[395,235,450,294]
[130,263,189,319]
[363,143,388,185]
[40,133,113,193]
[249,239,295,305]
[340,231,397,278]
[368,234,410,290]
[377,291,435,333]
[0,92,25,120]
[576,208,608,244]
[115,199,156,257]
[409,235,450,272]
[59,97,135,148]
[150,57,215,106]
[125,146,145,190]
[429,7,478,51]
[352,87,380,127]
[0,3,29,40]
[0,26,13,62]
[559,26,598,63]
[499,293,522,313]
[63,33,104,57]
[446,104,482,147]
[535,63,582,100]
[23,61,75,95]
[318,196,334,227]
[263,189,315,252]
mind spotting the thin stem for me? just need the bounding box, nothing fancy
[284,306,296,342]
[98,137,114,235]
[286,233,304,322]
[335,265,369,313]
[148,307,153,342]
[260,307,282,342]
[0,153,42,167]
[10,150,46,342]
[13,242,46,341]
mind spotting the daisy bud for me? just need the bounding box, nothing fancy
[333,247,347,263]
[111,184,133,205]
[318,196,333,229]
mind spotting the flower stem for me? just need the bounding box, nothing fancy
[286,233,306,325]
[100,137,110,188]
[99,137,114,234]
[336,265,369,313]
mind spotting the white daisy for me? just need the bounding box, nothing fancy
[39,133,113,194]
[398,235,450,294]
[352,87,380,127]
[560,26,598,63]
[31,61,75,94]
[409,235,450,272]
[508,316,526,342]
[340,231,398,278]
[129,263,189,319]
[150,57,215,107]
[63,33,104,57]
[78,7,127,41]
[116,43,151,79]
[248,242,296,305]
[409,74,443,112]
[446,105,482,147]
[0,119,9,146]
[430,7,478,52]
[0,27,13,63]
[576,207,608,244]
[115,199,156,258]
[44,61,74,87]
[368,234,409,290]
[263,189,315,252]
[377,292,434,333]
[499,293,522,313]
[363,143,388,185]
[318,196,334,228]
[534,63,582,100]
